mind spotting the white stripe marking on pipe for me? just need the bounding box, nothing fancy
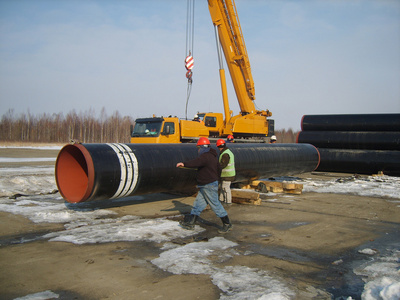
[107,143,129,199]
[118,143,139,197]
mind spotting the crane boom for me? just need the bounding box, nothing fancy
[208,0,256,114]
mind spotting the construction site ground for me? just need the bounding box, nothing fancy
[0,146,399,299]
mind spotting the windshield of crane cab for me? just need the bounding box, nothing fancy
[131,121,162,137]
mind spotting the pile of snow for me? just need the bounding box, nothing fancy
[295,175,400,200]
[0,166,56,197]
[355,248,400,300]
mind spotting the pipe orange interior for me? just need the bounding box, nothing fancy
[55,144,95,203]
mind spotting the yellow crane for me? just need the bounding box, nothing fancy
[130,0,273,143]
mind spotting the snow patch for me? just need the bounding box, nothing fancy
[44,216,205,244]
[295,175,400,199]
[152,237,295,299]
[14,290,59,300]
[354,249,400,300]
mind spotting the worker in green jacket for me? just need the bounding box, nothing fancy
[216,139,236,204]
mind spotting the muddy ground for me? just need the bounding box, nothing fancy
[0,146,399,299]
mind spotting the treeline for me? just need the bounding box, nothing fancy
[0,108,134,144]
[274,128,299,143]
[0,108,298,144]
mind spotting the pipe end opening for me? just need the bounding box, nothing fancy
[55,144,93,203]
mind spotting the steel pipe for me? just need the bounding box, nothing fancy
[301,114,400,132]
[316,148,400,176]
[55,143,320,203]
[297,131,400,150]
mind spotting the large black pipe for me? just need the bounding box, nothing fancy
[55,143,320,203]
[301,114,400,132]
[297,131,400,150]
[316,148,400,176]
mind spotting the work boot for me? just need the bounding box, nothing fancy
[179,214,198,230]
[218,215,232,233]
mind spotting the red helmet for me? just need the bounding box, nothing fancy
[197,137,210,146]
[227,135,234,141]
[216,139,225,147]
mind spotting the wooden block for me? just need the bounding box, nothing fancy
[231,189,261,205]
[240,184,252,190]
[270,186,284,193]
[231,189,260,200]
[255,180,283,193]
[250,180,262,187]
[283,182,303,195]
[284,189,302,195]
[251,180,281,188]
[283,183,303,190]
[232,197,261,205]
[283,183,295,190]
[264,181,283,188]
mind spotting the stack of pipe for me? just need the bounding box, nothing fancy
[297,114,400,176]
[55,143,320,203]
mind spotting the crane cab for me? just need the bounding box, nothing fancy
[130,116,209,143]
[197,112,224,137]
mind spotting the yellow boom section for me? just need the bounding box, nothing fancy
[208,0,256,114]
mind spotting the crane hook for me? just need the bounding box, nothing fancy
[186,70,193,83]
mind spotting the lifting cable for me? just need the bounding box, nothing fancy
[185,0,195,120]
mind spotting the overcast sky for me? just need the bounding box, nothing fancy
[1,0,399,131]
